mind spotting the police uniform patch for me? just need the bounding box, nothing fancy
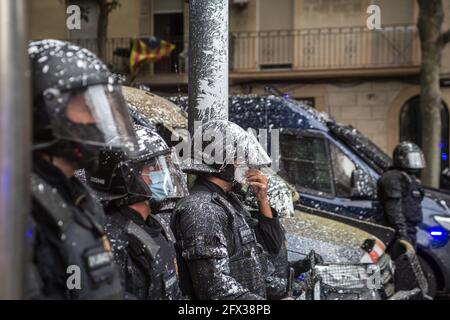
[238,225,255,245]
[84,245,112,270]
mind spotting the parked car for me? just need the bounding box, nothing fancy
[242,169,425,300]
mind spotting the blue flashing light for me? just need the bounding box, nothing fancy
[428,226,449,243]
[25,228,33,239]
[297,273,306,282]
[439,143,444,149]
[442,153,448,161]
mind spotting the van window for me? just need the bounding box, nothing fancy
[280,134,333,195]
[330,144,356,197]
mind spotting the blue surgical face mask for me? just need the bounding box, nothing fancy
[147,170,172,202]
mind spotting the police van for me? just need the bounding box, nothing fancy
[219,94,450,298]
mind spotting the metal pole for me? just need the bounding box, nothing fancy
[0,0,30,299]
[188,0,229,134]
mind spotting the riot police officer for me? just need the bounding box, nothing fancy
[378,141,426,247]
[172,120,284,300]
[27,39,138,299]
[86,124,188,300]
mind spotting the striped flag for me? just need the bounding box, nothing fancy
[129,37,176,78]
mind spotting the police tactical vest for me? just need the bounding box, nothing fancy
[124,218,180,300]
[399,171,424,224]
[30,173,123,299]
[214,193,268,298]
[173,191,267,299]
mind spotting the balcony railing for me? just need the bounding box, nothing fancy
[231,24,420,71]
[70,24,420,78]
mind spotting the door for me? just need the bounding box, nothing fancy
[152,0,184,74]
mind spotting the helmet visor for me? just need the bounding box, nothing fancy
[123,150,188,201]
[143,152,189,202]
[406,152,426,169]
[50,84,138,153]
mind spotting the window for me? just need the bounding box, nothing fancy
[280,134,332,195]
[330,144,356,197]
[258,0,294,69]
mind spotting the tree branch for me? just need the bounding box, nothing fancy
[106,0,120,14]
[438,28,450,47]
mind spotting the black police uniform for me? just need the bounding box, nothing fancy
[231,188,284,258]
[26,156,123,299]
[173,178,281,300]
[104,205,183,300]
[378,169,424,245]
[154,200,178,233]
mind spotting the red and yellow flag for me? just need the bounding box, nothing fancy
[129,37,176,77]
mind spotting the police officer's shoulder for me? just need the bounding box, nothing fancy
[175,192,228,225]
[104,212,130,251]
[176,191,218,211]
[104,209,129,237]
[379,169,404,197]
[382,169,413,184]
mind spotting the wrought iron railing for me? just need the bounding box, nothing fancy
[230,24,420,71]
[69,24,420,76]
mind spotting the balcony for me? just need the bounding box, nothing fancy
[70,24,420,84]
[230,24,420,81]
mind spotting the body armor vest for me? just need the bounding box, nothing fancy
[124,217,180,300]
[174,191,267,299]
[399,171,424,225]
[30,173,122,299]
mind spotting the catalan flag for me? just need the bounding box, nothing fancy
[129,37,176,78]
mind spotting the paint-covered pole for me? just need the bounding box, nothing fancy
[188,0,229,134]
[0,0,30,299]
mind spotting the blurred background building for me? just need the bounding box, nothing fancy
[28,0,450,168]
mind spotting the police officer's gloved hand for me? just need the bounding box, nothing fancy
[292,251,324,277]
